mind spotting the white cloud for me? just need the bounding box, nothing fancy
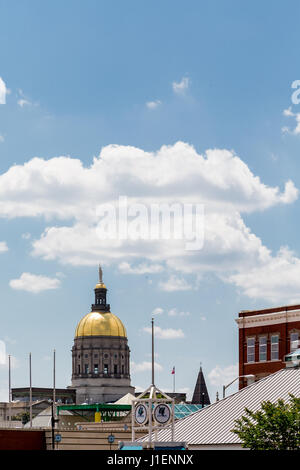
[131,360,163,373]
[143,325,185,339]
[159,275,192,292]
[0,77,7,104]
[282,107,300,134]
[0,242,8,253]
[9,272,61,293]
[0,141,298,303]
[0,135,4,143]
[228,246,300,303]
[21,232,31,240]
[118,262,164,275]
[152,307,164,316]
[17,89,34,108]
[146,100,161,109]
[172,77,189,94]
[167,308,190,317]
[208,363,238,387]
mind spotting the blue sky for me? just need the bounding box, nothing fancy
[1,0,300,402]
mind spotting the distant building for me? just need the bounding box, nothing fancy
[191,365,210,406]
[71,267,135,403]
[11,387,75,404]
[236,304,300,389]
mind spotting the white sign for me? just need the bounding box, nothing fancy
[153,404,171,425]
[134,403,148,425]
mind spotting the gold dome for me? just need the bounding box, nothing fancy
[75,311,127,338]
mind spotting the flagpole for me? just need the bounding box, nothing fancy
[29,352,32,428]
[173,367,175,393]
[151,318,154,386]
[53,349,56,403]
[8,355,11,423]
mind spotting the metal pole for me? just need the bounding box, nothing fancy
[51,401,55,450]
[151,318,154,386]
[173,367,175,393]
[8,355,11,423]
[53,349,56,424]
[29,352,32,427]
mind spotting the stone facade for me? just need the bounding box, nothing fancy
[71,335,134,403]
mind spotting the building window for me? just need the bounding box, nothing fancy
[247,337,255,363]
[104,364,108,375]
[84,364,89,374]
[122,365,124,374]
[259,336,267,362]
[94,354,98,358]
[114,364,118,374]
[271,335,279,360]
[94,364,98,374]
[78,365,80,374]
[290,332,299,352]
[85,354,88,358]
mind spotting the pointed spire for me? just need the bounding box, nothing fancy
[191,364,210,406]
[99,264,103,284]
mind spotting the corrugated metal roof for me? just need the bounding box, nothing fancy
[139,368,300,445]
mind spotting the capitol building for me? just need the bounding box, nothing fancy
[71,267,135,403]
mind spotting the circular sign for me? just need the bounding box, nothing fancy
[55,434,62,443]
[108,434,115,444]
[153,404,171,425]
[134,403,148,425]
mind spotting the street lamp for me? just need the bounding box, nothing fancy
[222,374,255,398]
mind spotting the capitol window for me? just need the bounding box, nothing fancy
[104,364,108,374]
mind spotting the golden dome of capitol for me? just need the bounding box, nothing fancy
[75,311,127,338]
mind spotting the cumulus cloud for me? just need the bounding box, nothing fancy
[0,77,7,104]
[152,307,164,316]
[208,363,238,387]
[17,89,33,108]
[143,325,185,339]
[0,242,8,253]
[0,141,298,302]
[9,272,61,293]
[146,100,161,109]
[159,275,192,292]
[228,246,300,303]
[168,308,190,317]
[131,360,163,373]
[0,135,4,143]
[172,77,189,94]
[118,262,164,275]
[282,107,300,135]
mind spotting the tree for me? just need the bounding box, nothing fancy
[232,395,300,450]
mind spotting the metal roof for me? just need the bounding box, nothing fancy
[139,367,300,445]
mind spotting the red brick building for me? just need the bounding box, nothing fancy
[236,304,300,389]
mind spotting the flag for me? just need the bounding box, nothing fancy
[171,366,175,375]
